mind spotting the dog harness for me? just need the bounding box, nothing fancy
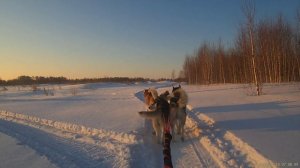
[152,96,174,168]
[160,98,174,168]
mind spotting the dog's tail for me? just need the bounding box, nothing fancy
[138,110,160,119]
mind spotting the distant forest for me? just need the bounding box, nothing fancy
[0,76,160,86]
[182,4,300,85]
[2,3,299,88]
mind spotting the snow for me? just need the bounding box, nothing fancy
[0,82,299,167]
[0,82,172,133]
[0,131,56,168]
[182,83,300,166]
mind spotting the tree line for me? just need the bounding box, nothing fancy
[0,76,154,86]
[182,2,300,88]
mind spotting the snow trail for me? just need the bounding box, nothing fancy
[0,119,115,168]
[0,110,137,168]
[131,90,164,168]
[1,82,294,167]
[0,131,56,168]
[134,89,218,168]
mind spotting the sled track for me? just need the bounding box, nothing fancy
[0,110,138,168]
[134,89,218,168]
[171,116,217,168]
[0,119,113,168]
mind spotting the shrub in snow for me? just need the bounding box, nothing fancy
[243,83,264,96]
[31,85,40,92]
[0,86,8,92]
[43,87,55,96]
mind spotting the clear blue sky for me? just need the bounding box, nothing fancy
[0,0,299,80]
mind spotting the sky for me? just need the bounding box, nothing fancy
[0,0,299,80]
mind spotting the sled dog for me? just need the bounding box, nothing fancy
[143,88,160,135]
[139,94,176,143]
[143,88,158,110]
[171,85,188,141]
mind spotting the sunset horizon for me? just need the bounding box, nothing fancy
[1,0,299,81]
[1,1,300,167]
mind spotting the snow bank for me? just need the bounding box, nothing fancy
[0,110,142,168]
[0,110,137,145]
[186,105,277,168]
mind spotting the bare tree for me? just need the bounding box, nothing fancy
[242,0,260,95]
[181,5,300,86]
[296,9,300,80]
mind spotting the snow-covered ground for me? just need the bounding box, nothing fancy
[0,82,299,167]
[0,131,56,168]
[183,83,300,165]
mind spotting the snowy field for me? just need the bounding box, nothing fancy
[0,82,299,168]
